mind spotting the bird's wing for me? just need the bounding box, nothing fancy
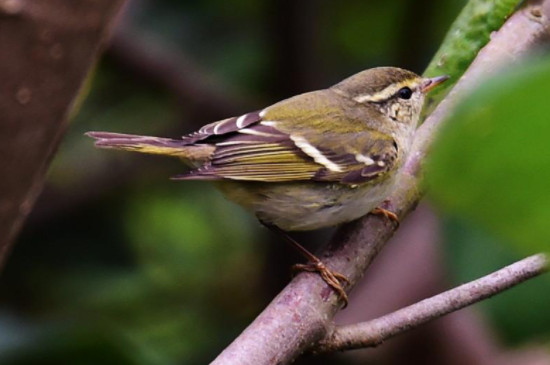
[175,91,399,184]
[182,110,265,144]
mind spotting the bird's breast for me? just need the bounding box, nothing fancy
[216,176,398,231]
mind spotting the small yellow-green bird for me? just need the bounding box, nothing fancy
[88,67,447,305]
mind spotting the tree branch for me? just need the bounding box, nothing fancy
[0,0,127,268]
[211,1,550,364]
[315,254,548,353]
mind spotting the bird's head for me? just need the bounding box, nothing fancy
[331,67,448,126]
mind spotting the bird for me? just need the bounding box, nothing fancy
[87,67,448,306]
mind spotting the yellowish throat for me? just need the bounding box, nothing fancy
[88,67,447,305]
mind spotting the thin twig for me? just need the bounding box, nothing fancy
[315,254,548,353]
[211,1,550,364]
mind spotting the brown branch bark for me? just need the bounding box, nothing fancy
[316,254,548,353]
[211,1,550,364]
[0,0,127,267]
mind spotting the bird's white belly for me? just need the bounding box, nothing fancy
[218,177,397,231]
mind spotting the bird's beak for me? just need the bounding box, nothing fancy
[420,75,450,93]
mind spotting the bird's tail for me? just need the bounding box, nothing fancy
[86,131,192,157]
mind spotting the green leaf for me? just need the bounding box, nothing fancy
[427,56,550,254]
[123,183,261,291]
[422,0,521,116]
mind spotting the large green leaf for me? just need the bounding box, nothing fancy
[422,0,521,116]
[427,56,550,253]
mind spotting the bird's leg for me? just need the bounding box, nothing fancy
[260,221,349,307]
[371,201,399,225]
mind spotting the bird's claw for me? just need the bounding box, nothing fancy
[371,206,399,226]
[292,261,350,307]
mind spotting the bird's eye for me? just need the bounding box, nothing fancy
[397,87,412,100]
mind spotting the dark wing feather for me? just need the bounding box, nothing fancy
[175,90,399,184]
[308,133,398,184]
[175,123,322,181]
[174,125,398,184]
[182,110,263,144]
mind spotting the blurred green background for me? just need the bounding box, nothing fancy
[2,0,550,364]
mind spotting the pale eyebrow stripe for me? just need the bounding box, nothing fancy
[354,79,420,103]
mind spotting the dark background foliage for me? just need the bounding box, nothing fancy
[2,0,549,364]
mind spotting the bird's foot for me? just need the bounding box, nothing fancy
[259,220,350,307]
[292,260,350,307]
[371,206,399,226]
